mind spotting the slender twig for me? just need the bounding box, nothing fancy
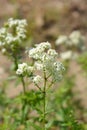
[46,74,51,80]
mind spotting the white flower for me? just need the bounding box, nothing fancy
[7,18,27,40]
[47,49,58,58]
[42,56,65,82]
[0,28,6,36]
[8,18,18,27]
[0,18,27,54]
[34,62,43,70]
[55,31,85,51]
[8,18,27,28]
[29,42,51,60]
[29,41,64,82]
[28,66,34,72]
[16,68,23,75]
[37,41,51,50]
[48,61,65,82]
[16,63,34,76]
[16,63,28,75]
[29,48,42,59]
[5,33,16,44]
[54,62,65,71]
[55,35,68,46]
[60,51,73,60]
[33,75,42,84]
[69,31,85,46]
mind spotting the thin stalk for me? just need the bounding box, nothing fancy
[43,90,46,130]
[21,76,26,124]
[13,55,18,70]
[13,56,26,94]
[46,80,54,91]
[13,55,26,123]
[46,74,51,80]
[35,83,42,92]
[21,76,26,94]
[43,68,47,130]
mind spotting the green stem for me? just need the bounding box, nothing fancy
[43,90,46,130]
[13,54,18,70]
[13,55,26,124]
[43,68,46,130]
[35,84,42,92]
[46,74,51,80]
[21,76,26,124]
[21,76,26,94]
[47,80,54,91]
[13,55,26,94]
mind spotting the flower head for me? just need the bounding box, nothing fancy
[0,18,27,55]
[29,41,51,60]
[16,63,28,75]
[16,63,34,76]
[33,75,42,85]
[29,41,65,82]
[69,31,85,46]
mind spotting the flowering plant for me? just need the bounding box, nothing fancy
[16,41,65,129]
[0,18,85,130]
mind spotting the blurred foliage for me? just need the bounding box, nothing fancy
[77,52,87,73]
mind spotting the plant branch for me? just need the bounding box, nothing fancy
[35,83,42,92]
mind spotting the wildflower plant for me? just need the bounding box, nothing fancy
[0,18,65,129]
[0,18,85,130]
[16,41,65,129]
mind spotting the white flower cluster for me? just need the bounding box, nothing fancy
[55,35,68,45]
[55,31,86,60]
[33,75,42,85]
[7,18,27,39]
[69,31,85,47]
[16,63,34,76]
[60,51,79,60]
[0,18,27,54]
[55,31,85,49]
[29,42,65,82]
[60,51,73,60]
[16,41,64,86]
[48,61,65,81]
[29,42,51,60]
[16,62,42,84]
